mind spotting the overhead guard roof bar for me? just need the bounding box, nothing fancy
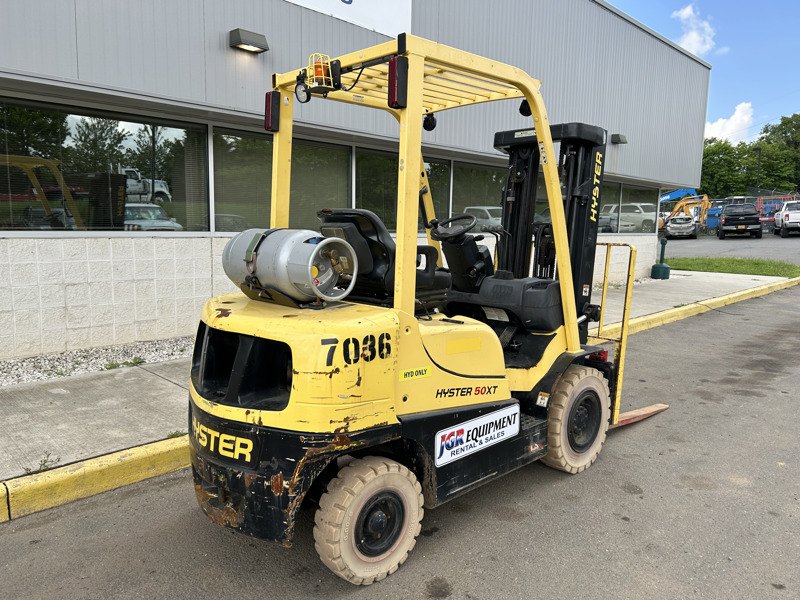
[272,34,528,115]
[270,34,582,354]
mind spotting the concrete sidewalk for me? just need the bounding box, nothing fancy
[2,270,799,521]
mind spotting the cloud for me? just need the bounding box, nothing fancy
[705,102,753,143]
[671,4,715,56]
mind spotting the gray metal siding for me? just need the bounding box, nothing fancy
[411,0,709,187]
[0,0,708,187]
[0,0,79,78]
[74,0,207,101]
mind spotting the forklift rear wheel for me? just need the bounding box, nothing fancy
[542,365,610,474]
[314,456,424,585]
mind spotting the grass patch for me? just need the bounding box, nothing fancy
[24,451,61,475]
[668,257,800,278]
[166,430,187,439]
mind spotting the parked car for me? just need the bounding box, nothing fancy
[718,203,761,239]
[773,201,800,237]
[215,213,253,231]
[598,209,638,233]
[599,203,657,233]
[124,203,183,231]
[665,215,697,239]
[16,205,77,230]
[464,205,502,230]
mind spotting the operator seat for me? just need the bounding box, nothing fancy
[317,208,451,305]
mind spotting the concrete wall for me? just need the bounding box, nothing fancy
[0,236,237,360]
[0,233,655,360]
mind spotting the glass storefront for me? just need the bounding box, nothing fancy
[2,99,659,237]
[213,129,271,231]
[598,182,659,233]
[452,162,506,216]
[0,102,207,232]
[290,141,350,230]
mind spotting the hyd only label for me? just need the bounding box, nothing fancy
[434,405,520,467]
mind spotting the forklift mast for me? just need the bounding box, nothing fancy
[494,123,607,342]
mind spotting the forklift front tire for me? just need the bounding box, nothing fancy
[542,365,610,474]
[314,456,424,585]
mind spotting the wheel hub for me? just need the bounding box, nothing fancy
[354,491,405,557]
[366,510,388,534]
[568,391,601,453]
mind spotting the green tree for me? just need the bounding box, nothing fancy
[700,138,745,198]
[743,144,794,194]
[124,125,171,181]
[69,117,129,173]
[0,105,69,158]
[759,114,800,192]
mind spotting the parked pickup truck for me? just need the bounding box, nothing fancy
[773,200,800,237]
[717,203,762,239]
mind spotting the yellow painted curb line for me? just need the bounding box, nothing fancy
[1,483,8,523]
[1,437,189,521]
[590,275,800,341]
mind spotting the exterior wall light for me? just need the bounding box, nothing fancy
[611,133,628,144]
[229,28,269,53]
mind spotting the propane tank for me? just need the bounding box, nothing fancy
[222,229,358,302]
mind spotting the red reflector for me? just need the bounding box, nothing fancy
[264,91,280,132]
[588,350,608,362]
[388,56,408,109]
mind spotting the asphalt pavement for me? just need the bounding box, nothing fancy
[1,268,799,522]
[3,285,799,598]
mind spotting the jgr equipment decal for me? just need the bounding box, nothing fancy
[434,405,520,467]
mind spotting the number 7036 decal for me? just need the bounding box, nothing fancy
[320,333,392,366]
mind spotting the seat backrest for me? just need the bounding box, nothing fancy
[318,208,396,297]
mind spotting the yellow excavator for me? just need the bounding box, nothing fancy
[659,194,711,231]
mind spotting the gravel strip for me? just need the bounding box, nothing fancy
[0,337,195,387]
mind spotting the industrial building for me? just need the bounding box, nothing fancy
[0,0,710,359]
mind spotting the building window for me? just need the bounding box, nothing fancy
[355,148,398,230]
[620,186,658,233]
[599,182,622,233]
[290,140,350,230]
[0,101,208,232]
[213,129,272,231]
[452,162,505,217]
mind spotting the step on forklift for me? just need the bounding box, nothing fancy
[189,34,668,585]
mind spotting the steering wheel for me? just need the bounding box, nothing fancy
[429,214,477,242]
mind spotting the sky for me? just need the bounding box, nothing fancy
[608,1,800,145]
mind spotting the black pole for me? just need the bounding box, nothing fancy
[754,146,762,190]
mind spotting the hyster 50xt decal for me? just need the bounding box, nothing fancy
[435,385,498,398]
[434,405,520,467]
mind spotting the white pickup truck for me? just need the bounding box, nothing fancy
[119,167,172,203]
[773,200,800,237]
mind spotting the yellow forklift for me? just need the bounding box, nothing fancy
[189,34,667,584]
